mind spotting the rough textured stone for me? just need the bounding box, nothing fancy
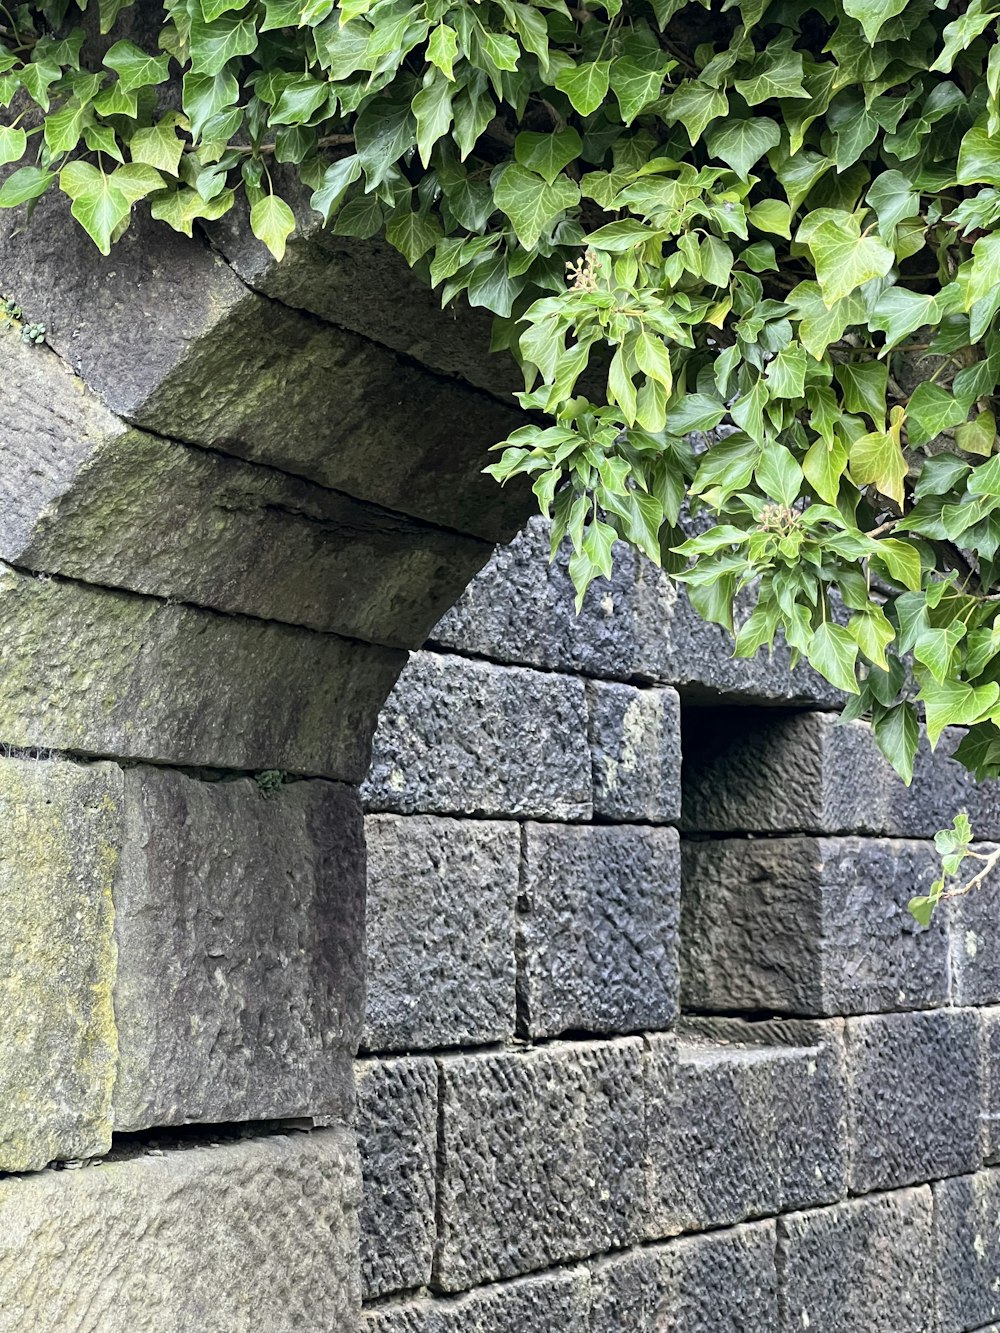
[361,653,591,820]
[680,836,947,1017]
[846,1009,983,1193]
[587,682,681,823]
[776,1189,934,1332]
[361,1268,591,1332]
[985,1007,1000,1166]
[435,1040,645,1290]
[934,1171,1000,1332]
[0,757,121,1171]
[0,1129,361,1332]
[645,1020,846,1238]
[518,823,680,1038]
[949,875,1000,1007]
[112,770,363,1132]
[363,815,518,1052]
[356,1057,438,1300]
[0,562,404,777]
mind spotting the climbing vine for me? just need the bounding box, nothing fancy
[4,0,1000,911]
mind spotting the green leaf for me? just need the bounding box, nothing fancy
[0,124,26,168]
[918,674,1000,747]
[663,81,728,145]
[0,166,56,208]
[809,214,895,306]
[310,155,362,223]
[514,129,582,185]
[734,49,808,105]
[412,75,454,167]
[427,23,459,81]
[809,622,860,694]
[493,163,580,250]
[872,700,919,784]
[188,11,259,76]
[129,118,185,176]
[183,69,240,141]
[906,382,968,445]
[554,61,611,117]
[385,207,442,264]
[872,537,922,591]
[609,54,669,125]
[849,428,906,506]
[957,122,1000,187]
[59,161,130,255]
[803,434,848,504]
[104,40,171,91]
[355,96,417,189]
[705,117,781,179]
[250,194,296,261]
[843,0,910,45]
[150,184,235,235]
[836,360,888,426]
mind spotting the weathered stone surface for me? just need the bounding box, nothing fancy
[587,682,681,823]
[356,1057,438,1300]
[645,1020,846,1238]
[363,815,518,1052]
[934,1171,1000,1332]
[518,823,680,1038]
[846,1010,983,1193]
[776,1189,934,1332]
[112,770,363,1131]
[0,757,121,1171]
[985,1007,1000,1166]
[435,1040,645,1290]
[362,652,592,820]
[0,563,404,777]
[680,837,947,1017]
[361,1268,591,1332]
[949,875,1000,1007]
[0,1129,361,1332]
[682,708,1000,838]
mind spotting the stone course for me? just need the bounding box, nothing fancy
[933,1170,1000,1332]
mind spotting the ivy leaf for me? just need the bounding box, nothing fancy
[310,155,362,223]
[663,81,728,145]
[957,123,1000,187]
[843,0,910,45]
[733,49,808,105]
[129,118,185,176]
[555,61,612,117]
[809,622,860,694]
[466,249,518,317]
[0,165,56,208]
[609,55,669,125]
[918,675,1000,747]
[355,96,417,189]
[249,194,296,261]
[188,12,259,77]
[906,382,968,446]
[514,129,582,185]
[872,700,919,784]
[803,434,848,504]
[706,117,781,180]
[427,23,459,81]
[150,184,235,235]
[183,69,239,141]
[809,214,894,305]
[493,163,580,249]
[385,208,442,264]
[836,360,888,426]
[104,40,171,91]
[412,75,454,167]
[0,124,26,167]
[850,428,906,506]
[59,161,130,255]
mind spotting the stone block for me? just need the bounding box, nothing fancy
[361,653,591,820]
[587,682,681,823]
[0,562,404,778]
[645,1020,846,1238]
[518,823,680,1038]
[934,1171,1000,1332]
[0,1129,360,1332]
[435,1040,645,1290]
[356,1057,438,1301]
[949,877,1000,1006]
[112,769,364,1132]
[776,1189,934,1332]
[0,757,121,1171]
[361,1268,591,1332]
[680,837,948,1017]
[846,1009,983,1193]
[363,815,518,1052]
[985,1008,1000,1166]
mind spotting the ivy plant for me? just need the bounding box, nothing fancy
[4,0,1000,914]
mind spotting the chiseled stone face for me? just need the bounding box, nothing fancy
[933,1170,1000,1332]
[586,681,681,823]
[361,1267,591,1333]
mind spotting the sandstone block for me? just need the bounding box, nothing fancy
[112,770,364,1132]
[846,1010,983,1193]
[356,1057,438,1300]
[518,823,680,1038]
[434,1040,644,1290]
[680,836,947,1017]
[776,1189,934,1332]
[361,653,591,820]
[363,815,518,1052]
[0,757,121,1171]
[645,1020,846,1238]
[587,682,681,823]
[361,1268,591,1332]
[949,879,1000,1007]
[0,1129,360,1332]
[934,1171,1000,1332]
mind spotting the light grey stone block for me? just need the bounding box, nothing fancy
[680,837,947,1017]
[361,1268,591,1332]
[356,1057,438,1300]
[0,757,121,1171]
[587,682,681,823]
[934,1170,1000,1332]
[776,1189,934,1332]
[435,1040,645,1290]
[518,823,680,1038]
[847,1010,983,1193]
[363,815,518,1052]
[0,1129,361,1333]
[362,653,592,820]
[645,1020,846,1238]
[112,769,364,1132]
[949,873,1000,1006]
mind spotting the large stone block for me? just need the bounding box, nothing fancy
[985,1007,1000,1166]
[361,1268,591,1332]
[356,1057,438,1301]
[934,1171,1000,1332]
[776,1189,934,1332]
[0,1129,361,1332]
[949,877,1000,1006]
[645,1020,846,1238]
[434,1040,645,1290]
[0,563,403,777]
[112,769,364,1132]
[680,836,947,1017]
[361,653,592,820]
[587,682,681,823]
[846,1009,983,1193]
[0,757,121,1171]
[363,815,518,1052]
[518,823,680,1038]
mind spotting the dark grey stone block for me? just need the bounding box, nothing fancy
[645,1020,846,1237]
[519,824,680,1039]
[361,1268,591,1332]
[847,1009,983,1194]
[363,814,519,1052]
[776,1189,934,1332]
[361,653,592,820]
[680,837,948,1017]
[587,682,681,823]
[435,1040,645,1290]
[934,1171,1000,1332]
[949,875,1000,1007]
[983,1007,1000,1167]
[356,1057,438,1301]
